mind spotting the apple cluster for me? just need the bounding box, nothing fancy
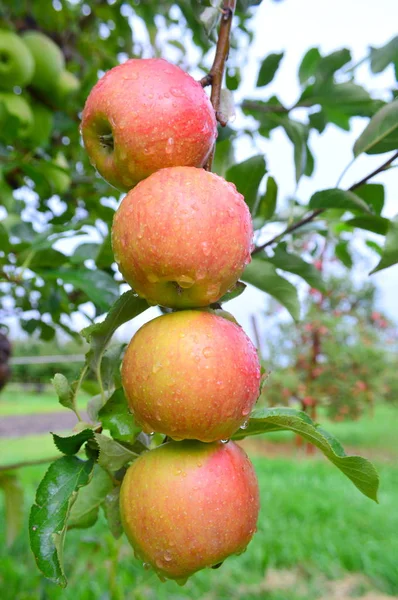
[81,58,261,583]
[0,29,79,193]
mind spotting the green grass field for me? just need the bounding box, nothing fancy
[0,386,87,417]
[1,458,397,600]
[0,388,397,599]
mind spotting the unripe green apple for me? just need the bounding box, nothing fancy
[40,152,70,195]
[122,310,260,441]
[0,92,33,140]
[0,30,34,90]
[81,58,217,191]
[22,31,64,94]
[27,99,53,148]
[53,70,80,106]
[112,166,253,308]
[120,440,260,583]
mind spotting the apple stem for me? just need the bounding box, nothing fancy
[201,0,237,172]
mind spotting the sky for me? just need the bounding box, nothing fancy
[3,0,398,345]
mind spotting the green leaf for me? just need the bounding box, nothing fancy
[315,48,351,82]
[95,234,114,270]
[29,457,94,587]
[254,176,278,226]
[366,240,383,256]
[81,291,148,374]
[354,184,385,215]
[370,217,398,274]
[346,215,389,235]
[281,120,310,183]
[353,100,398,156]
[256,52,284,87]
[0,223,10,252]
[309,188,371,213]
[370,36,398,74]
[242,258,300,321]
[100,343,125,394]
[213,139,235,177]
[0,474,24,546]
[52,373,79,417]
[232,407,379,502]
[39,268,119,311]
[52,429,94,456]
[335,241,353,268]
[102,487,123,539]
[225,155,267,213]
[94,433,142,471]
[218,280,247,303]
[68,465,113,530]
[298,47,321,84]
[98,388,140,443]
[268,246,325,291]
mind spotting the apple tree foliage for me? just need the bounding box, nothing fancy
[261,275,398,420]
[0,0,397,587]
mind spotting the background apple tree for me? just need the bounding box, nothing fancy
[0,0,397,590]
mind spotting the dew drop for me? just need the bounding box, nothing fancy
[147,273,159,283]
[202,346,213,358]
[201,241,210,256]
[170,87,184,97]
[240,420,249,430]
[164,551,172,562]
[220,439,229,444]
[152,362,162,374]
[242,406,251,416]
[176,274,195,289]
[143,562,151,570]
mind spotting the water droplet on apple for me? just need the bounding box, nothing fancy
[143,562,151,570]
[220,439,229,444]
[201,241,210,256]
[202,347,213,358]
[176,274,195,288]
[242,406,251,416]
[152,362,162,374]
[165,137,174,155]
[147,273,159,283]
[240,420,249,430]
[163,551,172,562]
[170,87,184,97]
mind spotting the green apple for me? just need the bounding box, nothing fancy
[22,31,64,94]
[27,99,53,148]
[122,310,261,442]
[120,440,260,583]
[53,70,80,106]
[0,30,34,90]
[40,152,70,195]
[0,92,33,140]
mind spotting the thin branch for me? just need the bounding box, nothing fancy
[350,150,398,191]
[0,456,60,472]
[202,1,236,171]
[252,150,398,255]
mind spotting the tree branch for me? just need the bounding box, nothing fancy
[202,1,236,171]
[252,150,398,255]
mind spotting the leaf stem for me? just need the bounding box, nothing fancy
[252,150,398,255]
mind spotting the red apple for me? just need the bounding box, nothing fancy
[120,440,260,583]
[81,58,217,191]
[121,310,260,442]
[112,166,253,308]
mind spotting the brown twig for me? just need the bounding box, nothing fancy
[0,456,61,472]
[252,150,398,255]
[202,1,236,171]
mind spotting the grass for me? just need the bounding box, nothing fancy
[0,386,88,417]
[0,457,397,600]
[1,389,397,598]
